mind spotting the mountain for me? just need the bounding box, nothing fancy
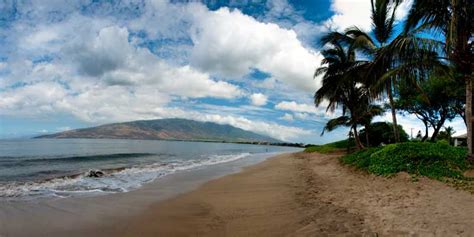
[35,118,281,143]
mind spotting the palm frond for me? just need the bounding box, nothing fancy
[321,116,351,135]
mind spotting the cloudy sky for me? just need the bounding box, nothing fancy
[0,0,466,143]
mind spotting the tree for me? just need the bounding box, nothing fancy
[340,0,447,144]
[358,104,384,147]
[314,34,370,149]
[395,75,459,141]
[438,126,456,144]
[404,0,473,158]
[340,0,404,143]
[359,122,409,146]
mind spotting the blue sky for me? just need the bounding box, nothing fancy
[0,0,465,143]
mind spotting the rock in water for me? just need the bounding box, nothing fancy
[87,170,104,178]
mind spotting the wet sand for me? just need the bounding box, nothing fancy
[3,152,474,236]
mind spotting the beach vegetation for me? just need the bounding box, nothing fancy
[395,74,463,142]
[314,0,473,162]
[340,142,470,179]
[359,122,408,147]
[405,0,473,159]
[304,139,354,153]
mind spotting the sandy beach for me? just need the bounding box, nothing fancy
[2,151,474,236]
[97,152,474,236]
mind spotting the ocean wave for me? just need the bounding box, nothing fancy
[0,152,251,200]
[0,153,159,164]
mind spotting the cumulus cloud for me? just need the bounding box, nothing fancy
[280,113,294,121]
[324,0,413,32]
[72,26,131,77]
[0,24,243,117]
[324,0,373,31]
[189,8,322,92]
[250,93,268,106]
[275,101,318,114]
[0,0,332,142]
[274,100,337,123]
[192,113,310,141]
[0,81,68,116]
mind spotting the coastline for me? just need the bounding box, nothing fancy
[2,151,474,236]
[0,151,290,237]
[94,152,474,236]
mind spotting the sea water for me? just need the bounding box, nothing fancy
[0,139,300,200]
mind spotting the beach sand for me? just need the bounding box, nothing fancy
[3,152,474,236]
[94,152,474,236]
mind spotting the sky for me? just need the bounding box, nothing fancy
[0,0,466,144]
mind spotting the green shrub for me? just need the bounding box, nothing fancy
[359,122,409,146]
[340,142,469,179]
[305,139,354,153]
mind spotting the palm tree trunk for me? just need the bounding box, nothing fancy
[466,76,473,159]
[387,79,400,142]
[364,124,370,147]
[353,125,364,150]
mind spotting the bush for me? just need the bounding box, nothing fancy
[305,139,354,153]
[359,122,409,146]
[340,142,469,179]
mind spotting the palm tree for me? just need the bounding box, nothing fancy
[358,104,384,147]
[444,126,456,144]
[314,34,370,149]
[404,0,473,159]
[319,90,382,148]
[340,0,404,143]
[341,0,447,144]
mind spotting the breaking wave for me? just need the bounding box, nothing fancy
[0,152,251,200]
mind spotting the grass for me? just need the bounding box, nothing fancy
[340,142,470,180]
[304,139,354,153]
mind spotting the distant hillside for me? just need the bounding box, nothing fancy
[35,118,281,143]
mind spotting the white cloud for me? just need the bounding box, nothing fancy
[0,81,68,116]
[0,25,244,125]
[395,0,414,21]
[190,8,322,92]
[250,93,268,106]
[275,100,337,122]
[77,26,243,99]
[72,26,131,77]
[275,101,318,114]
[280,113,294,121]
[294,112,309,120]
[324,0,413,32]
[324,0,373,32]
[192,113,310,141]
[0,1,336,143]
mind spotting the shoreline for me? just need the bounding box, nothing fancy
[0,151,289,237]
[2,151,474,236]
[95,152,474,236]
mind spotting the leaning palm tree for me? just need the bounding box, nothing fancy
[404,0,474,159]
[319,88,373,149]
[314,35,370,149]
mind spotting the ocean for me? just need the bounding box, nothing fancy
[0,139,300,200]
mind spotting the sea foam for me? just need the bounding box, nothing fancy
[0,152,251,200]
